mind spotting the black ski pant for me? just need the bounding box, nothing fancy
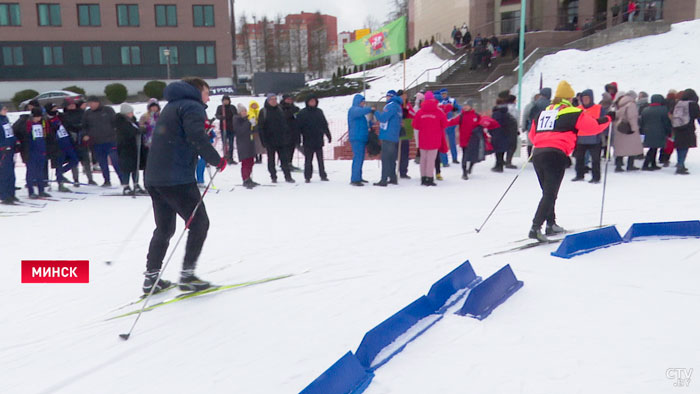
[643,148,658,168]
[146,182,209,272]
[574,143,602,180]
[303,146,327,180]
[267,145,292,180]
[399,139,410,177]
[494,152,505,170]
[532,150,568,228]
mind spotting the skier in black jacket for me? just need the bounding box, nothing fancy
[258,94,295,183]
[143,77,226,294]
[297,96,332,182]
[215,95,238,164]
[60,98,95,186]
[281,94,301,173]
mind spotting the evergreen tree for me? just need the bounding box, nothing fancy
[430,36,435,45]
[418,39,423,49]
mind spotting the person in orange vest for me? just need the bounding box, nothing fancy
[528,81,612,241]
[572,89,610,183]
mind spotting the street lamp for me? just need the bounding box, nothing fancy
[163,48,171,80]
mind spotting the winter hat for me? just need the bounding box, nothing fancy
[396,89,404,96]
[0,102,7,111]
[147,98,160,110]
[282,93,292,101]
[119,103,134,115]
[580,89,594,108]
[463,98,476,108]
[44,103,58,116]
[683,88,698,102]
[237,103,247,113]
[638,91,648,100]
[31,107,43,117]
[498,90,510,99]
[539,88,552,100]
[62,97,75,109]
[386,90,397,98]
[650,94,665,105]
[554,80,575,100]
[600,92,613,107]
[425,91,435,101]
[266,93,276,100]
[626,90,638,100]
[28,99,40,108]
[222,95,231,102]
[86,95,99,103]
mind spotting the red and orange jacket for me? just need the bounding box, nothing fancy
[528,99,611,155]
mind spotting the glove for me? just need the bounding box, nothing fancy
[606,111,616,121]
[216,157,227,172]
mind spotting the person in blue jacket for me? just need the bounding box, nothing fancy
[23,107,51,198]
[348,94,373,186]
[373,90,403,186]
[46,103,79,193]
[0,103,18,204]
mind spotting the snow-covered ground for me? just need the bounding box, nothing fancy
[2,146,699,393]
[517,19,700,103]
[3,21,700,394]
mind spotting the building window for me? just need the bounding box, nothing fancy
[501,10,520,34]
[82,46,102,65]
[192,5,214,27]
[0,3,21,26]
[37,3,61,26]
[196,45,215,64]
[2,46,23,66]
[158,46,179,64]
[117,4,139,26]
[77,4,100,26]
[42,46,63,65]
[155,4,176,27]
[120,45,140,65]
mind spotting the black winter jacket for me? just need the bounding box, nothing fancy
[145,81,221,186]
[215,104,237,132]
[297,99,331,150]
[258,100,295,148]
[116,113,142,173]
[81,105,117,145]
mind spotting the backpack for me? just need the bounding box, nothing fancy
[672,101,690,128]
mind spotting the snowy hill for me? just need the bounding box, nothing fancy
[518,19,700,102]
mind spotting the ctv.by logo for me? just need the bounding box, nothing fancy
[666,368,693,387]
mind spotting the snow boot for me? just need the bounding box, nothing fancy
[39,191,52,198]
[58,183,72,193]
[284,176,295,183]
[528,225,549,242]
[102,181,112,187]
[350,181,364,186]
[134,185,147,195]
[142,270,173,294]
[462,170,469,180]
[426,177,437,186]
[179,270,212,291]
[373,180,388,187]
[123,185,132,195]
[436,174,443,181]
[571,176,584,182]
[1,198,16,205]
[546,223,566,236]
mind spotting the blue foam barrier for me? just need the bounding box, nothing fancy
[299,351,374,394]
[456,264,523,320]
[551,226,623,259]
[355,295,437,370]
[622,220,700,242]
[426,260,482,313]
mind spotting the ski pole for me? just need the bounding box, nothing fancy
[119,168,220,341]
[475,150,534,233]
[599,122,614,227]
[134,130,142,199]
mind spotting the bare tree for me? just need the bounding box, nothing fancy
[238,12,253,73]
[364,15,380,31]
[308,12,328,78]
[388,0,408,20]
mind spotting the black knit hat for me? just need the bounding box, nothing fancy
[31,107,43,117]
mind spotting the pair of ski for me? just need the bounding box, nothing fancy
[484,225,612,257]
[107,273,294,320]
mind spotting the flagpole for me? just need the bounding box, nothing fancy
[403,51,406,92]
[517,0,526,119]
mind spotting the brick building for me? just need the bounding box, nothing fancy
[0,0,234,99]
[409,0,700,46]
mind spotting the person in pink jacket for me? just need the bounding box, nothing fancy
[412,91,448,186]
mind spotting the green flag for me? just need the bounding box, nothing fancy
[344,16,407,66]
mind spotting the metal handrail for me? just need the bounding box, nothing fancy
[405,55,461,91]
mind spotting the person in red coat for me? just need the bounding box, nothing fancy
[412,91,447,186]
[448,98,481,179]
[528,81,611,241]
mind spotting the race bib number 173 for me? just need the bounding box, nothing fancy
[537,109,558,131]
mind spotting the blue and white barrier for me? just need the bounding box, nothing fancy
[456,264,524,320]
[551,226,623,259]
